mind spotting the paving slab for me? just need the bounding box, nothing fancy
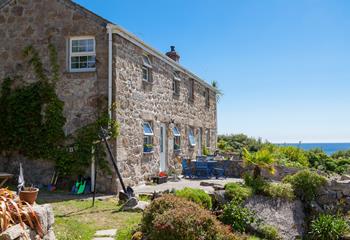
[94,229,117,237]
[133,177,243,194]
[93,238,115,240]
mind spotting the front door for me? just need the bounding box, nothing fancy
[160,123,167,171]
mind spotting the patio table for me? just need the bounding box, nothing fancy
[0,172,13,188]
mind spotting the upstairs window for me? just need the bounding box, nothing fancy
[173,72,181,95]
[188,79,195,102]
[205,88,210,108]
[188,127,196,147]
[173,126,181,151]
[142,55,152,82]
[70,37,96,72]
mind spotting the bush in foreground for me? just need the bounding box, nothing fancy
[258,224,282,240]
[225,182,253,203]
[175,187,212,209]
[142,195,240,240]
[309,214,349,240]
[220,201,257,233]
[283,170,327,202]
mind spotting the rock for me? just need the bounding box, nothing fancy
[118,191,130,203]
[122,200,149,212]
[244,195,305,240]
[94,229,117,237]
[33,204,55,235]
[121,197,138,209]
[340,175,350,181]
[200,181,225,190]
[0,224,23,240]
[211,190,229,208]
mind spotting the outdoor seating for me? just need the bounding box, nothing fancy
[194,161,210,178]
[182,159,193,178]
[196,156,206,161]
[213,160,230,179]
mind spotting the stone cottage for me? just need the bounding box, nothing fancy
[0,0,217,192]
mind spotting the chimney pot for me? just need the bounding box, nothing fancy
[166,46,180,62]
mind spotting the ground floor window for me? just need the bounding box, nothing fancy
[173,126,181,151]
[143,121,154,152]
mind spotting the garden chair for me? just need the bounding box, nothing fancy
[213,160,230,179]
[182,159,193,178]
[195,161,210,178]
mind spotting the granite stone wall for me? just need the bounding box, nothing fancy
[113,34,217,186]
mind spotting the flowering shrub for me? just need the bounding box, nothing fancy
[142,195,240,240]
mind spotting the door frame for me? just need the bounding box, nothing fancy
[159,123,167,171]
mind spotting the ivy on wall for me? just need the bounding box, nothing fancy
[0,44,119,176]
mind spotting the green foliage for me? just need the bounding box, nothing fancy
[0,45,119,175]
[277,146,309,167]
[224,182,253,203]
[220,201,256,233]
[332,150,350,160]
[202,144,210,156]
[175,187,212,209]
[217,134,268,155]
[142,195,239,240]
[309,214,349,240]
[258,224,282,240]
[262,182,295,201]
[243,148,276,178]
[283,170,327,202]
[243,174,267,194]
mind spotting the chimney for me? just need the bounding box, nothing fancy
[166,46,180,62]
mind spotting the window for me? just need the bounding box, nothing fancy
[143,121,154,145]
[173,72,181,95]
[69,37,96,72]
[206,129,210,148]
[205,88,210,108]
[142,55,152,82]
[173,126,181,151]
[188,127,196,147]
[188,79,195,102]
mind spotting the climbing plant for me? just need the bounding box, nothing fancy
[0,44,119,176]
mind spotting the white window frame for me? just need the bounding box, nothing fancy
[173,72,181,95]
[142,55,152,82]
[69,36,96,72]
[143,121,154,146]
[143,122,154,136]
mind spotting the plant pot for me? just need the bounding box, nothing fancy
[143,146,153,153]
[19,187,39,205]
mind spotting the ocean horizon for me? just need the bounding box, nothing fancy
[275,143,350,155]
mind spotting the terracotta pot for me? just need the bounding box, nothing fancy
[19,187,39,205]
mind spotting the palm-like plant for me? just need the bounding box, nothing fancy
[242,148,276,179]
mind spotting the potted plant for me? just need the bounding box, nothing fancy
[19,186,39,205]
[144,144,154,153]
[174,143,181,151]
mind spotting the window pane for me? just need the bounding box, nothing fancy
[143,122,153,136]
[72,39,95,53]
[189,129,196,146]
[142,67,148,81]
[142,55,151,67]
[173,127,181,137]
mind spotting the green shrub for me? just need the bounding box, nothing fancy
[243,174,267,194]
[278,146,309,167]
[142,195,240,240]
[258,224,282,240]
[175,187,212,209]
[283,170,327,202]
[309,214,349,240]
[220,201,256,233]
[262,182,295,201]
[225,182,253,203]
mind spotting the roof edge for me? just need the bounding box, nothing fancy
[107,23,218,93]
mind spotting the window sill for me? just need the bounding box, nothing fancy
[173,93,180,99]
[142,80,153,91]
[143,151,154,155]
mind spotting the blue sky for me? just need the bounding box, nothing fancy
[74,0,350,143]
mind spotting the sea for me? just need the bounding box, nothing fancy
[276,143,350,156]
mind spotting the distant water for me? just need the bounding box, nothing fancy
[276,143,350,156]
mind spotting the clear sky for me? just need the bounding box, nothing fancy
[74,0,350,143]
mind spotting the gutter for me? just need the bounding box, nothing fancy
[106,23,218,93]
[107,24,113,120]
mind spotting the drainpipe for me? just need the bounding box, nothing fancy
[107,24,113,120]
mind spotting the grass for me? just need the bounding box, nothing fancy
[50,197,142,240]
